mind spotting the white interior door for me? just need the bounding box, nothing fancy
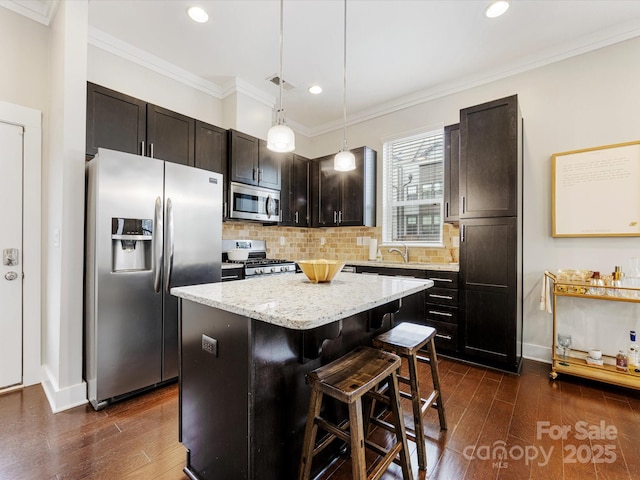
[0,121,23,389]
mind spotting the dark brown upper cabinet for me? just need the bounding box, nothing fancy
[443,123,460,224]
[146,105,195,166]
[280,154,309,227]
[86,83,146,159]
[459,95,520,218]
[311,146,376,227]
[86,82,199,168]
[195,121,229,219]
[86,83,227,180]
[228,130,281,191]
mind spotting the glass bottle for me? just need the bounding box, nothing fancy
[623,258,640,299]
[628,330,639,370]
[609,271,622,297]
[589,271,605,296]
[616,350,628,372]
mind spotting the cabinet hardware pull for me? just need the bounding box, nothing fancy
[435,334,452,340]
[333,211,337,224]
[295,211,299,224]
[338,211,343,224]
[428,277,453,283]
[140,141,145,156]
[429,310,453,317]
[445,202,449,217]
[429,294,453,300]
[253,168,257,181]
[461,196,465,214]
[150,143,154,158]
[258,169,263,182]
[461,225,465,242]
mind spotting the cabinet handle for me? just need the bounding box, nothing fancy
[445,202,449,217]
[435,334,453,340]
[428,277,453,283]
[428,310,453,317]
[338,211,343,224]
[253,168,257,181]
[333,211,337,224]
[140,141,145,156]
[461,225,465,242]
[461,196,465,214]
[258,169,263,182]
[429,294,453,300]
[149,143,154,158]
[295,211,299,224]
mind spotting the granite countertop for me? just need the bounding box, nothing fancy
[171,272,433,330]
[345,260,459,272]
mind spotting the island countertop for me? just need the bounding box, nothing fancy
[171,272,433,330]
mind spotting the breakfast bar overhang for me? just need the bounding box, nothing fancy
[172,272,433,480]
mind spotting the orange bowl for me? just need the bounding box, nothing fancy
[297,259,345,283]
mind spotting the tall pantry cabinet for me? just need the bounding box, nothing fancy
[458,95,523,372]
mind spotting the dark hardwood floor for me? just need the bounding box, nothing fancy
[1,357,638,479]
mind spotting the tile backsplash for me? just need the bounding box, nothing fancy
[222,222,459,264]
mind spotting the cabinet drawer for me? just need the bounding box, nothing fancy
[425,287,459,307]
[425,304,458,325]
[424,320,458,353]
[425,270,459,288]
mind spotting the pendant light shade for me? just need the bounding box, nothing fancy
[267,0,295,153]
[334,0,355,171]
[334,149,356,172]
[267,122,296,153]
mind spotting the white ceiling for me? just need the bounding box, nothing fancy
[7,0,640,135]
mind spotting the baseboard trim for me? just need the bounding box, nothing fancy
[41,365,87,413]
[523,342,552,365]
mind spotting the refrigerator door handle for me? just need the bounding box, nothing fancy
[164,197,175,292]
[152,196,163,293]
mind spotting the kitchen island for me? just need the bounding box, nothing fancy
[171,272,433,480]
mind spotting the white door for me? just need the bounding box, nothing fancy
[0,121,23,389]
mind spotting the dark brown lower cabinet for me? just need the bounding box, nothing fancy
[460,217,521,372]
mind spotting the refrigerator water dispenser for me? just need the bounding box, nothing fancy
[111,217,152,272]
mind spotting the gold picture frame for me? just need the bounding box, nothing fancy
[552,140,640,237]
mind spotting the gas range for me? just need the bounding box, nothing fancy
[222,239,297,279]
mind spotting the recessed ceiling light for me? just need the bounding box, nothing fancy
[485,0,509,18]
[308,85,323,95]
[187,6,209,23]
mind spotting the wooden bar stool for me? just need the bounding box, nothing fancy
[298,346,413,480]
[371,322,447,471]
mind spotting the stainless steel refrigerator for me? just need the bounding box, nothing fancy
[85,148,222,410]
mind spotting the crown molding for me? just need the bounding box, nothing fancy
[88,27,223,99]
[309,21,640,137]
[0,0,59,26]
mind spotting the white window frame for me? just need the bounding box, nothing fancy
[382,127,445,247]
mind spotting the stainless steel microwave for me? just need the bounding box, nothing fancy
[229,182,280,223]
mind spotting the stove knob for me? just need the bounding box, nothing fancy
[271,267,277,273]
[256,268,263,274]
[280,266,286,272]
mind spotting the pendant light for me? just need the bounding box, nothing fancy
[267,0,295,153]
[334,0,356,171]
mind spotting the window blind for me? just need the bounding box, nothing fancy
[382,129,444,245]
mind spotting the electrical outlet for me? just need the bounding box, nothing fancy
[280,236,286,246]
[452,236,460,247]
[320,237,326,245]
[356,237,362,246]
[202,334,218,356]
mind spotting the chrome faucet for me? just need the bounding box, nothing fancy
[388,243,409,263]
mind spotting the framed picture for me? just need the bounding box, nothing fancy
[552,140,640,237]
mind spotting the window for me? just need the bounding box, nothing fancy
[382,129,444,246]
